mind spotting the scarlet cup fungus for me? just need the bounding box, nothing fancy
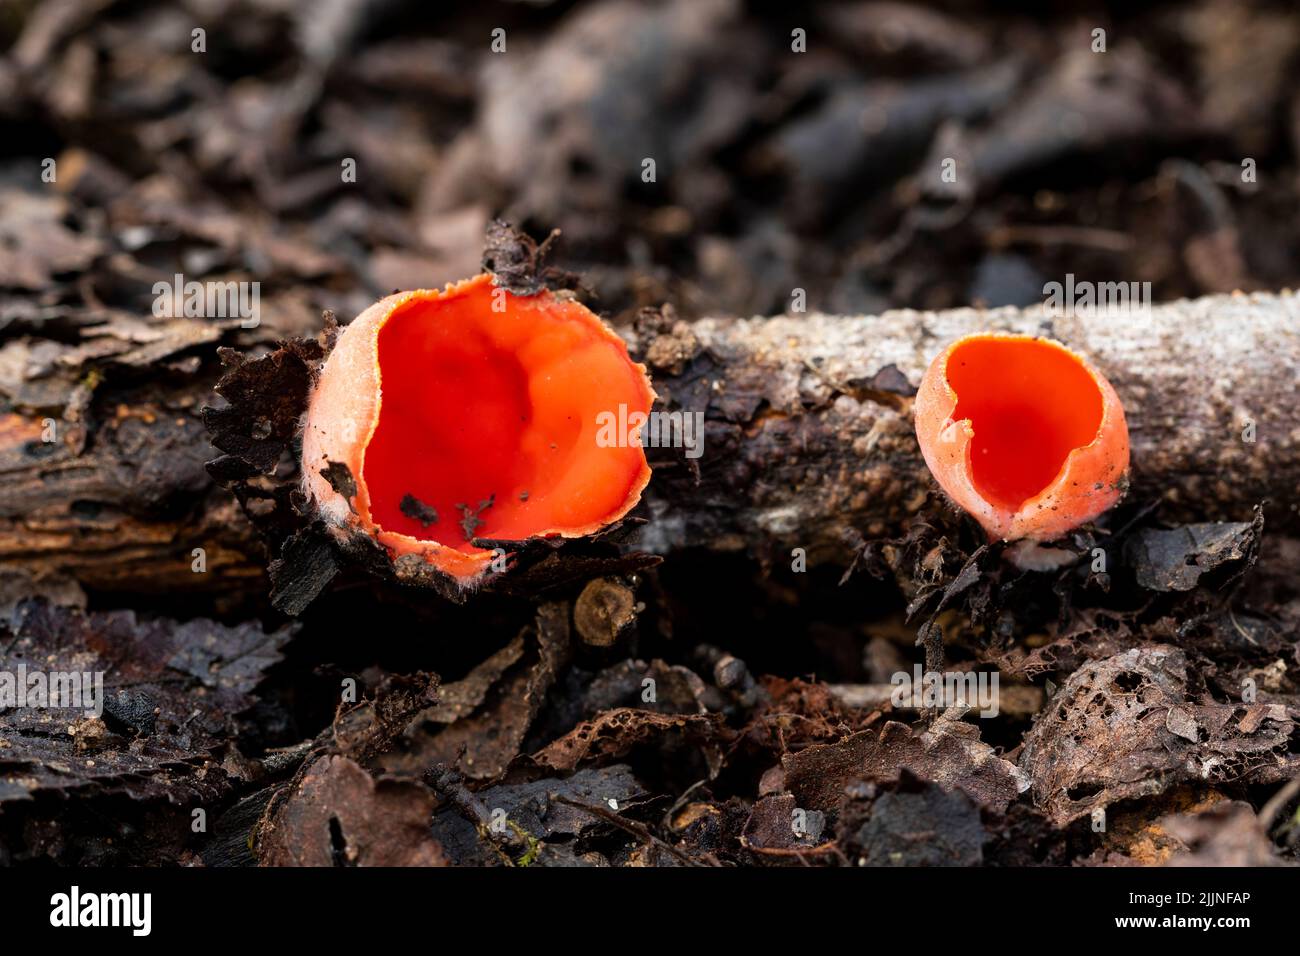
[302,274,655,589]
[914,332,1129,547]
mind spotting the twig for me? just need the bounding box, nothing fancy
[552,795,707,867]
[1260,775,1300,838]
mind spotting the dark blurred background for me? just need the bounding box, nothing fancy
[2,0,1298,337]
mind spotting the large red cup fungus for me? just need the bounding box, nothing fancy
[302,274,655,589]
[914,332,1129,545]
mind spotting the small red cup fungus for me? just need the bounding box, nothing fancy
[302,274,655,589]
[914,332,1129,546]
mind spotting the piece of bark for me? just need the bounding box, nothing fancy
[1,292,1296,597]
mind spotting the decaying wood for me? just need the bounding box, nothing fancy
[1,291,1296,599]
[0,391,263,607]
[639,291,1300,560]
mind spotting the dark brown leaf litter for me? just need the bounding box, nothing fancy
[741,793,831,855]
[1162,800,1289,867]
[258,755,446,866]
[533,709,731,777]
[332,671,443,768]
[428,764,650,866]
[781,714,1028,815]
[1125,512,1263,593]
[0,601,294,803]
[1019,645,1298,827]
[840,775,988,866]
[204,340,327,484]
[0,601,295,863]
[481,219,581,297]
[4,0,1300,869]
[370,603,570,780]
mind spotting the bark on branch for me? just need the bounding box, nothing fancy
[1,291,1295,600]
[637,291,1300,559]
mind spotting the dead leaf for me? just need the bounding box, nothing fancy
[1019,645,1298,826]
[258,755,445,866]
[782,715,1027,814]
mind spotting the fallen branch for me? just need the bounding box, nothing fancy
[637,291,1300,560]
[1,292,1295,598]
